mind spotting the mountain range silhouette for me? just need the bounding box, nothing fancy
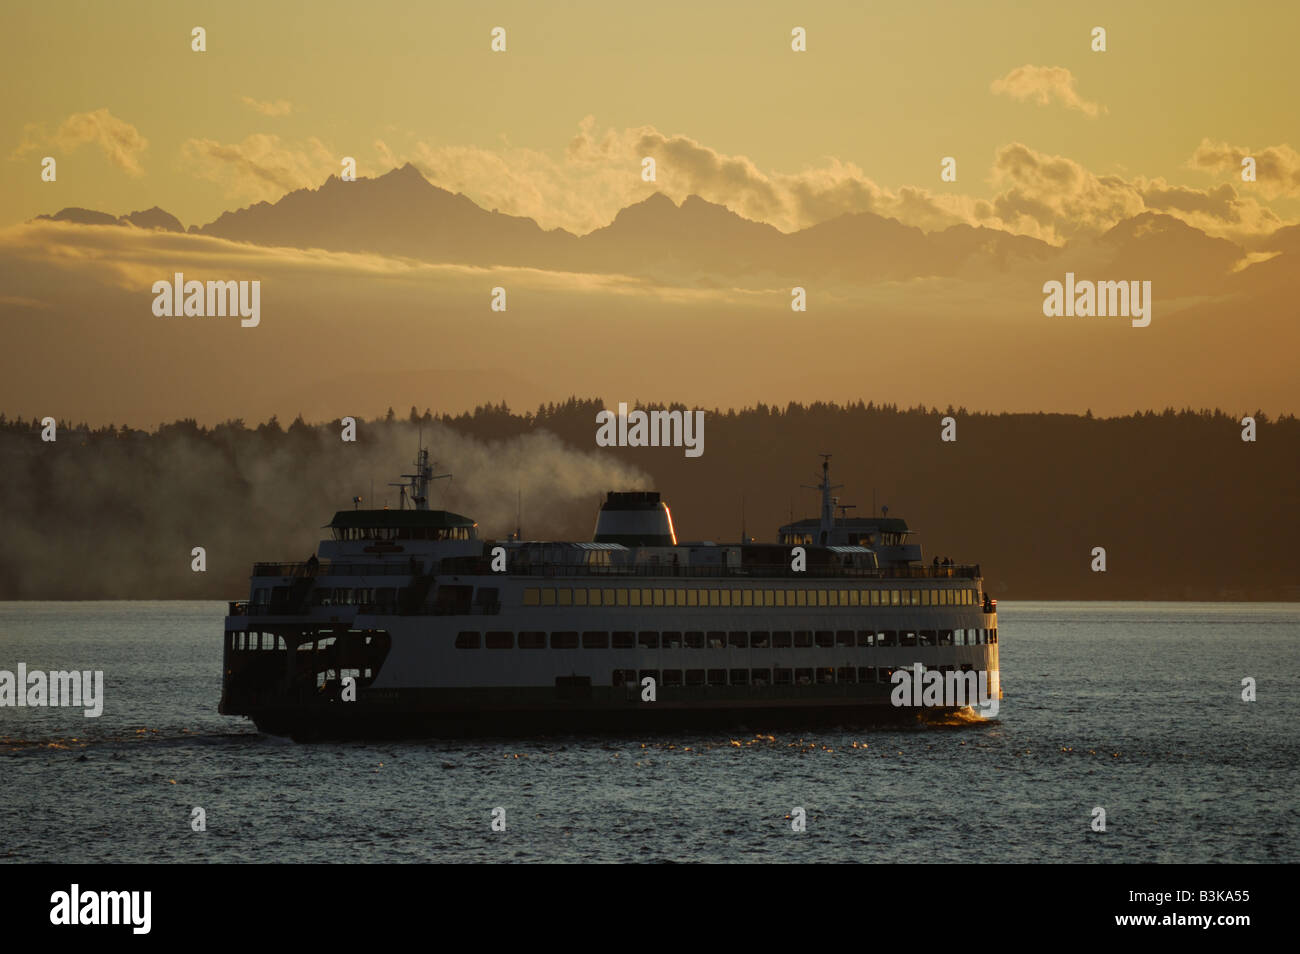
[34,163,1288,294]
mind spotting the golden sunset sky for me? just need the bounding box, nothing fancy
[4,0,1297,238]
[2,1,1298,426]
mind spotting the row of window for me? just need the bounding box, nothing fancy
[454,628,999,649]
[611,664,973,688]
[310,588,396,606]
[522,586,978,609]
[779,531,906,547]
[331,527,474,541]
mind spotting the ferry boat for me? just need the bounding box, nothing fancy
[221,450,1000,739]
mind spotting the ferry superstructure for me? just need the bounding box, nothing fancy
[221,451,999,738]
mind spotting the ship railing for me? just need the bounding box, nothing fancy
[317,562,417,577]
[253,561,415,578]
[439,560,981,580]
[252,561,318,577]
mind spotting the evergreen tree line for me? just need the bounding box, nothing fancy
[2,400,1295,600]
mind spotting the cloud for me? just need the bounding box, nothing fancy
[344,122,1295,245]
[12,108,148,175]
[240,96,293,117]
[990,143,1142,239]
[389,116,974,235]
[181,134,336,201]
[0,219,759,306]
[1188,139,1300,198]
[182,121,1289,248]
[990,66,1106,118]
[985,142,1282,244]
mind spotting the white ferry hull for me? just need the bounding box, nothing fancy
[222,578,1000,740]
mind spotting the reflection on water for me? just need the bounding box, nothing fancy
[1,600,1296,863]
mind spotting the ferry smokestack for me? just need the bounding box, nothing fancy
[593,491,677,546]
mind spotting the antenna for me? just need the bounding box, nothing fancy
[800,453,842,543]
[741,495,747,544]
[396,438,450,511]
[514,488,522,541]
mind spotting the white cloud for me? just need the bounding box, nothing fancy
[12,108,148,175]
[991,66,1105,118]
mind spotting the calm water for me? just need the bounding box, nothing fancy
[1,601,1296,863]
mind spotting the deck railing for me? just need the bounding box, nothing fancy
[250,559,982,581]
[441,560,982,581]
[253,561,415,578]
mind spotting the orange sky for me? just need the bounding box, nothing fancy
[2,0,1297,425]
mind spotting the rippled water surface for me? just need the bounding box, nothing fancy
[1,601,1296,863]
